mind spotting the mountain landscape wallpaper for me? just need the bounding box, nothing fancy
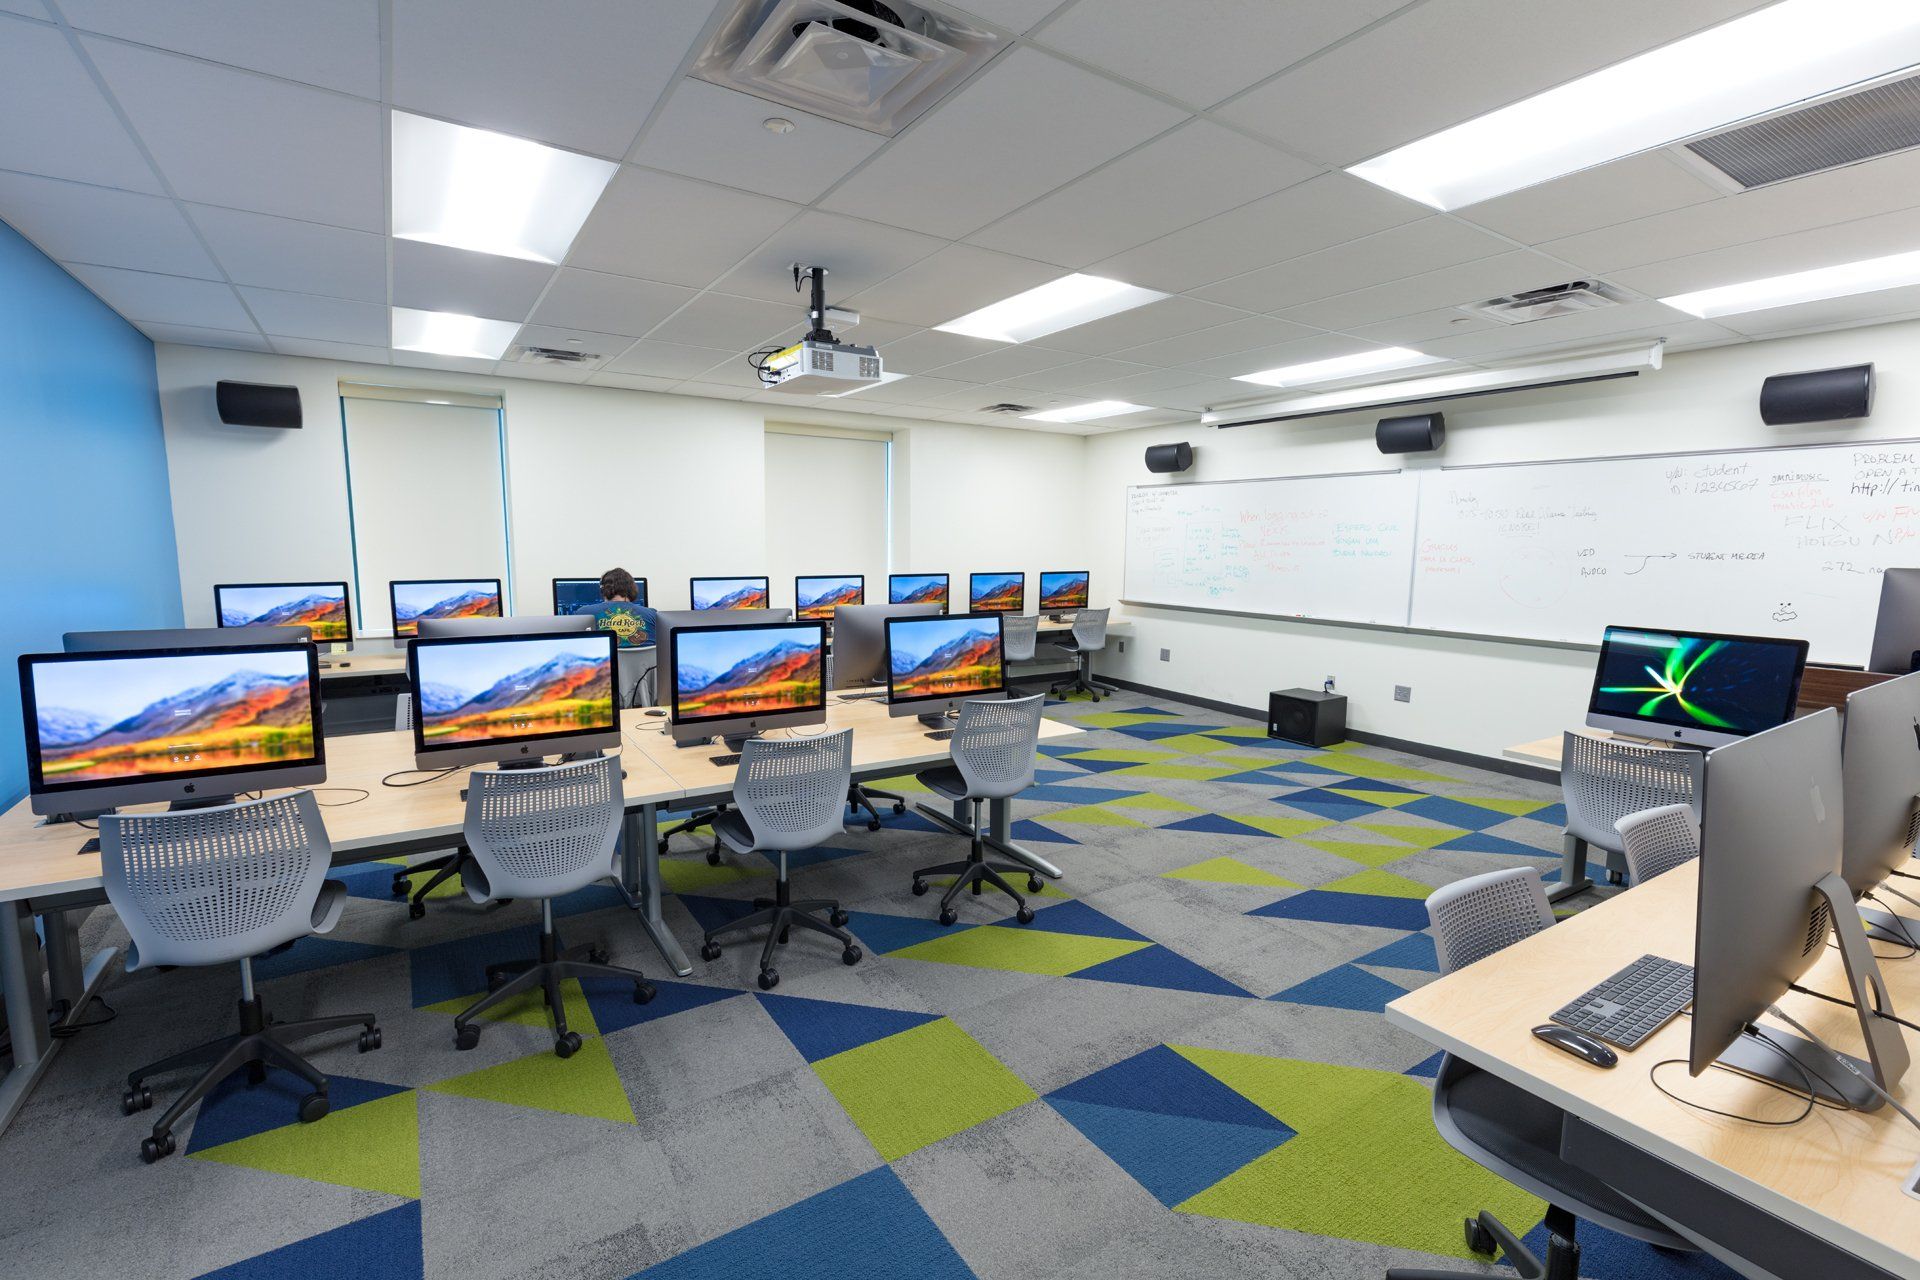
[970,573,1024,613]
[32,651,316,783]
[888,618,1004,700]
[796,576,863,619]
[674,626,823,719]
[414,637,614,745]
[692,577,770,611]
[1039,572,1091,611]
[218,584,349,642]
[391,580,502,636]
[890,574,948,607]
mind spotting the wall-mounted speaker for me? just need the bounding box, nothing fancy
[216,381,302,429]
[1759,364,1873,425]
[1144,441,1194,474]
[1376,412,1445,454]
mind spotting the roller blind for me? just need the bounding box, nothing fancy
[764,429,890,606]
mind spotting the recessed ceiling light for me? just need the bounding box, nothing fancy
[391,112,617,264]
[1347,0,1920,210]
[1234,346,1440,388]
[392,307,521,360]
[1023,400,1149,423]
[935,274,1169,344]
[1661,247,1920,318]
[822,371,908,398]
[762,117,796,134]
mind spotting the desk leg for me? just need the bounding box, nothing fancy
[41,906,118,1031]
[1548,833,1593,904]
[0,900,56,1135]
[623,805,692,977]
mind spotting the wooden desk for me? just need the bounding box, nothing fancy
[1388,863,1920,1279]
[318,648,407,682]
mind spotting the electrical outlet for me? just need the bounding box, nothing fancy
[1117,639,1125,654]
[1159,647,1171,662]
[1394,685,1412,703]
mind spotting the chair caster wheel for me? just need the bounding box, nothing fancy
[486,969,508,992]
[1464,1217,1496,1256]
[390,878,411,897]
[938,908,958,927]
[758,968,779,991]
[700,941,722,962]
[911,879,928,896]
[1015,906,1035,924]
[634,982,656,1005]
[656,839,669,856]
[892,802,906,815]
[555,1032,582,1059]
[705,850,721,867]
[829,908,849,928]
[842,945,862,966]
[298,1091,329,1124]
[358,1027,382,1053]
[1027,876,1044,893]
[121,1085,152,1115]
[454,1024,481,1051]
[587,944,610,965]
[140,1132,176,1163]
[867,818,881,832]
[778,927,791,944]
[407,901,426,921]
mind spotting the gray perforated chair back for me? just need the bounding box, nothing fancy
[732,729,854,853]
[1070,607,1109,650]
[100,791,333,971]
[462,755,625,901]
[1614,803,1700,884]
[1001,614,1038,663]
[951,694,1045,800]
[395,692,413,731]
[616,645,657,709]
[1426,867,1555,975]
[1560,732,1702,854]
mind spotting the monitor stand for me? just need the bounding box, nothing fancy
[168,794,238,811]
[717,732,759,753]
[495,758,549,771]
[919,710,957,730]
[1866,796,1920,944]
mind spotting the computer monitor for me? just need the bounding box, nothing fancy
[1585,625,1808,748]
[1039,571,1090,613]
[19,642,325,819]
[796,574,864,621]
[885,613,1006,724]
[1841,671,1920,944]
[1689,708,1908,1109]
[214,581,351,646]
[389,578,502,638]
[64,625,306,653]
[553,575,647,616]
[888,573,948,611]
[406,631,620,769]
[690,576,770,611]
[829,602,940,690]
[667,620,825,746]
[415,615,591,639]
[1869,567,1920,675]
[969,572,1024,614]
[653,608,790,679]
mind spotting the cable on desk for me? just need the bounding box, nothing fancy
[1788,981,1920,1037]
[1647,1018,1820,1127]
[311,787,370,807]
[380,767,458,788]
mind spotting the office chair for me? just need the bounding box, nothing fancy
[1386,866,1697,1280]
[698,730,862,991]
[1560,732,1702,889]
[450,755,654,1057]
[616,644,656,709]
[387,692,494,918]
[101,792,380,1163]
[911,694,1047,925]
[1048,608,1117,702]
[1001,614,1041,694]
[1613,803,1699,885]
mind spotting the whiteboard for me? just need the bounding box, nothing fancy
[1123,471,1419,625]
[1410,441,1920,662]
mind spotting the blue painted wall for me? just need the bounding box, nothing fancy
[0,220,181,806]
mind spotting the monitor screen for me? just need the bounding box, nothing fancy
[215,582,351,643]
[22,645,320,795]
[796,575,863,621]
[691,576,770,611]
[410,633,617,752]
[886,614,1005,705]
[390,579,502,637]
[889,573,948,608]
[671,623,824,724]
[1588,626,1808,744]
[1039,571,1090,611]
[554,576,647,615]
[969,572,1024,613]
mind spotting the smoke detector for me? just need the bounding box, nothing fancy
[1459,280,1628,326]
[515,346,599,365]
[978,402,1036,414]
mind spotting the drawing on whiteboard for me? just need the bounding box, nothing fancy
[1498,545,1570,610]
[1772,602,1799,623]
[1622,553,1677,575]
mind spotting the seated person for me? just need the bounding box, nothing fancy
[588,567,655,648]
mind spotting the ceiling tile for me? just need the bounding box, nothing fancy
[65,264,249,328]
[391,239,554,319]
[947,0,1068,32]
[390,350,498,375]
[630,81,887,203]
[829,316,919,347]
[1143,376,1261,412]
[1456,150,1722,244]
[1039,295,1254,356]
[528,268,695,337]
[1275,249,1573,331]
[873,328,1005,373]
[138,321,269,351]
[966,119,1318,267]
[565,167,800,289]
[1344,306,1499,346]
[850,375,976,406]
[0,20,159,192]
[997,357,1158,392]
[188,204,386,301]
[602,340,735,380]
[0,172,215,276]
[505,323,633,365]
[928,344,1080,384]
[1079,366,1214,400]
[1411,299,1689,361]
[586,371,683,393]
[819,45,1188,240]
[1712,283,1920,339]
[842,243,1061,328]
[674,380,758,401]
[709,210,945,304]
[84,37,382,230]
[1608,205,1920,300]
[237,286,387,344]
[495,357,595,384]
[268,335,389,363]
[57,0,380,97]
[1115,314,1317,366]
[0,2,47,14]
[645,291,796,350]
[1179,331,1388,380]
[1194,216,1512,313]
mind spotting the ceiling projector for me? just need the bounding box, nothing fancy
[756,265,883,395]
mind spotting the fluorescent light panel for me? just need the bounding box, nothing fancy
[392,112,617,264]
[1661,247,1920,318]
[1348,0,1920,211]
[935,274,1168,343]
[1235,346,1439,388]
[1023,400,1148,423]
[392,307,521,360]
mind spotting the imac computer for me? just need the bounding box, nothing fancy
[653,608,790,678]
[888,573,948,611]
[667,621,825,747]
[20,641,326,820]
[796,575,864,621]
[1039,571,1090,617]
[214,582,351,647]
[830,603,940,692]
[1841,671,1920,945]
[1585,625,1808,748]
[555,575,646,616]
[390,578,502,638]
[690,576,770,611]
[884,613,1006,726]
[969,572,1024,614]
[1869,567,1920,675]
[1690,709,1909,1109]
[406,631,620,769]
[65,625,305,653]
[415,615,592,639]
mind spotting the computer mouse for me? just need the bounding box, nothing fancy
[1532,1024,1617,1068]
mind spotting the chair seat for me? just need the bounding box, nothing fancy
[915,763,969,802]
[713,808,757,854]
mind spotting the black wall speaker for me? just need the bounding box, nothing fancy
[1759,364,1873,425]
[1144,441,1194,474]
[216,381,302,429]
[1376,412,1445,454]
[1268,688,1346,747]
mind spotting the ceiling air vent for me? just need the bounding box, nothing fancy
[979,403,1036,414]
[1460,280,1628,326]
[692,0,1004,135]
[1682,74,1920,190]
[516,346,599,365]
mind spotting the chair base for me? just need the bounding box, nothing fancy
[452,921,654,1057]
[660,805,729,865]
[123,993,378,1164]
[391,847,510,919]
[912,852,1038,927]
[1049,653,1117,702]
[701,878,860,991]
[1385,1207,1578,1280]
[848,783,906,832]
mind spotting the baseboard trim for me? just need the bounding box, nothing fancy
[1099,675,1559,786]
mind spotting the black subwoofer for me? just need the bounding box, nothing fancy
[216,381,302,429]
[1268,688,1346,747]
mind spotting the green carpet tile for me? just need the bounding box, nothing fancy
[0,691,1737,1280]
